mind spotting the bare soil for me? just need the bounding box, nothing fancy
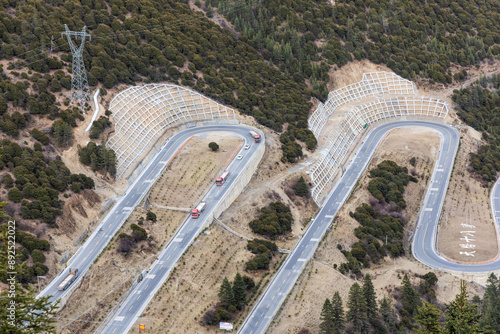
[55,133,242,333]
[326,59,393,92]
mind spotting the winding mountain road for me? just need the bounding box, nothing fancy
[239,120,500,334]
[37,125,262,311]
[37,119,500,334]
[99,126,262,333]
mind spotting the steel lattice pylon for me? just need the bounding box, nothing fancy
[61,25,91,111]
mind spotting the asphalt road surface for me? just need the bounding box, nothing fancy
[37,125,262,312]
[100,125,262,333]
[239,120,500,334]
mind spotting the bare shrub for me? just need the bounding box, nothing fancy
[284,188,295,201]
[390,211,404,220]
[32,223,46,238]
[265,190,282,202]
[373,203,385,213]
[368,195,379,206]
[394,300,403,311]
[4,203,16,219]
[117,237,134,253]
[344,322,355,333]
[200,308,218,326]
[388,201,399,212]
[298,329,310,334]
[16,219,33,232]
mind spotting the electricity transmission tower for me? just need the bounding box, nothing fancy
[61,25,91,111]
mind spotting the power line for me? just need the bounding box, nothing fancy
[61,25,91,111]
[6,2,252,73]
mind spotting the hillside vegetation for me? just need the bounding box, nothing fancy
[452,74,500,183]
[341,160,417,276]
[215,0,500,88]
[0,0,316,161]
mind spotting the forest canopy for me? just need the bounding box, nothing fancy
[452,74,500,183]
[0,0,314,134]
[215,0,500,89]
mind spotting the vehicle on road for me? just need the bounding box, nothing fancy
[57,268,78,291]
[216,170,230,186]
[244,144,250,150]
[236,155,243,160]
[191,201,207,219]
[249,131,261,143]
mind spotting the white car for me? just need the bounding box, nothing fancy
[236,155,243,160]
[244,144,250,150]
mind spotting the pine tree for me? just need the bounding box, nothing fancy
[347,282,370,333]
[444,280,484,334]
[331,291,345,333]
[218,277,235,309]
[52,120,74,146]
[379,297,398,333]
[401,274,422,317]
[0,282,58,333]
[480,273,500,332]
[414,302,444,334]
[1,207,59,333]
[319,298,334,334]
[208,142,219,151]
[294,176,309,197]
[363,274,378,322]
[233,273,247,310]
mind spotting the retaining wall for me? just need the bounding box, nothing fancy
[203,130,265,230]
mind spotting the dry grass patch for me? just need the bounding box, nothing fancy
[131,226,283,333]
[438,128,499,263]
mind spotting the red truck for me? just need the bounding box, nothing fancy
[249,131,261,143]
[192,201,207,219]
[216,170,230,186]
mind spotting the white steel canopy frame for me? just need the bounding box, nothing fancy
[310,92,448,202]
[107,84,235,178]
[308,72,418,138]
